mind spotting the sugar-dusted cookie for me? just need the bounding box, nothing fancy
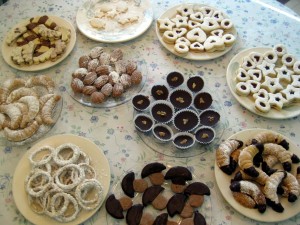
[253,89,269,101]
[268,93,288,110]
[248,69,263,82]
[281,84,300,103]
[176,37,191,46]
[255,98,271,113]
[236,68,250,82]
[241,56,256,71]
[199,6,214,17]
[263,50,278,64]
[275,65,294,83]
[6,25,28,46]
[203,36,225,52]
[249,52,264,65]
[222,33,236,46]
[212,10,224,22]
[273,44,287,57]
[220,18,233,30]
[261,76,284,93]
[171,15,189,28]
[162,30,178,44]
[187,20,201,29]
[293,61,300,73]
[291,75,300,88]
[282,53,296,67]
[256,60,276,77]
[189,12,204,23]
[90,18,106,29]
[235,82,251,96]
[177,4,194,17]
[173,27,188,38]
[157,18,175,31]
[211,29,224,37]
[246,80,261,94]
[186,27,207,43]
[200,17,220,32]
[174,42,189,56]
[189,42,204,52]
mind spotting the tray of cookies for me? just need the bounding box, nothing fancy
[155,3,237,60]
[215,128,300,222]
[2,15,76,71]
[226,44,300,119]
[76,0,153,43]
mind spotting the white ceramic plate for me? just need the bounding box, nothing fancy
[67,43,148,108]
[2,15,76,72]
[155,4,237,60]
[226,47,300,119]
[12,134,111,225]
[76,0,153,43]
[214,128,300,222]
[106,161,212,224]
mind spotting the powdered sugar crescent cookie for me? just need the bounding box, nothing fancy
[235,82,251,96]
[200,17,220,32]
[174,43,189,56]
[255,98,271,113]
[222,33,236,46]
[171,15,189,28]
[236,68,250,82]
[162,30,178,44]
[248,131,289,149]
[186,27,207,43]
[157,18,175,31]
[18,95,40,121]
[0,104,22,129]
[3,120,39,142]
[281,172,300,202]
[189,42,204,52]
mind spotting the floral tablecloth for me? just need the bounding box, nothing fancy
[0,0,299,224]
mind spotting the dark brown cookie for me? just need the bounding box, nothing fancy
[105,194,124,219]
[121,171,135,198]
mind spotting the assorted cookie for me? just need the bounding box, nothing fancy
[5,15,71,66]
[157,4,236,55]
[106,162,210,225]
[132,71,221,150]
[216,130,300,213]
[70,46,143,105]
[0,75,61,143]
[234,44,300,113]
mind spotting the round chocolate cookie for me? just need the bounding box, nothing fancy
[150,100,174,123]
[199,109,220,127]
[132,94,150,111]
[172,132,195,149]
[173,109,199,132]
[187,76,204,93]
[152,124,173,142]
[134,114,154,132]
[193,92,213,110]
[169,89,193,109]
[166,71,184,88]
[194,126,215,144]
[151,85,169,100]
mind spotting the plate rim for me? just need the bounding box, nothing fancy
[214,128,300,222]
[75,0,154,43]
[155,3,237,61]
[1,15,77,72]
[226,47,300,119]
[12,133,111,225]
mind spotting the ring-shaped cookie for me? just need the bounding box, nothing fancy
[235,82,251,96]
[50,192,71,217]
[282,53,296,67]
[54,193,80,222]
[222,33,236,46]
[263,50,278,64]
[162,30,178,44]
[293,61,300,73]
[26,170,52,197]
[174,42,189,55]
[79,163,96,179]
[236,68,250,82]
[273,44,287,57]
[176,37,191,46]
[29,146,54,166]
[53,143,81,166]
[220,18,233,29]
[255,98,271,113]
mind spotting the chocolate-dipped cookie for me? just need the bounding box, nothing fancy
[153,213,168,225]
[105,194,124,219]
[184,182,211,196]
[121,171,135,198]
[126,204,144,225]
[167,193,188,217]
[142,185,165,206]
[141,162,166,178]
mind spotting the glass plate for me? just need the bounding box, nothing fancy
[12,134,111,225]
[214,128,300,222]
[106,161,212,225]
[67,43,148,108]
[76,0,153,43]
[155,3,237,60]
[1,15,76,71]
[226,47,300,119]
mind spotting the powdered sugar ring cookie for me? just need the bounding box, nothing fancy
[162,30,178,44]
[235,82,251,96]
[222,34,236,46]
[273,44,287,57]
[220,19,233,30]
[263,50,278,64]
[282,54,296,67]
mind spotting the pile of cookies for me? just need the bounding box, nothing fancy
[235,44,300,113]
[157,4,236,55]
[6,15,71,66]
[0,75,61,142]
[71,46,143,105]
[106,162,210,225]
[216,131,300,213]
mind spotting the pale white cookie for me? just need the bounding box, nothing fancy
[281,84,300,103]
[174,42,189,56]
[268,93,288,110]
[220,19,233,30]
[200,17,220,32]
[11,46,25,65]
[171,15,189,28]
[253,89,269,101]
[22,41,36,65]
[204,36,225,52]
[246,80,261,93]
[189,42,204,52]
[248,69,263,82]
[236,68,250,82]
[291,75,300,88]
[249,52,263,65]
[199,6,214,17]
[90,18,106,29]
[282,54,296,67]
[189,12,204,22]
[177,4,194,17]
[235,82,251,96]
[157,18,175,31]
[255,98,271,113]
[116,1,128,13]
[273,44,287,57]
[162,30,178,44]
[173,27,187,38]
[256,60,276,77]
[212,11,224,22]
[263,50,278,64]
[241,56,256,71]
[176,37,191,46]
[186,27,207,43]
[187,20,201,29]
[261,77,284,93]
[293,61,300,73]
[222,33,236,46]
[211,29,224,37]
[275,65,294,83]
